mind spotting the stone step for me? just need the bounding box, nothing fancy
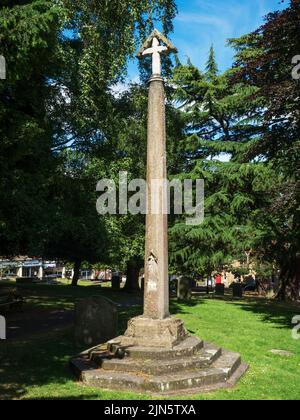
[80,366,228,394]
[82,370,146,393]
[147,367,228,393]
[123,336,203,360]
[70,340,247,395]
[70,357,98,381]
[95,344,221,375]
[212,349,242,378]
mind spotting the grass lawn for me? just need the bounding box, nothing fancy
[0,281,300,400]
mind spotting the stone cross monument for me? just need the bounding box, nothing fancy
[138,30,176,321]
[118,30,188,348]
[71,30,248,394]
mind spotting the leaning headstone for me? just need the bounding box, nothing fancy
[215,284,225,296]
[75,297,118,347]
[232,283,243,298]
[177,276,192,300]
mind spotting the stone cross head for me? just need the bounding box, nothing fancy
[137,29,177,76]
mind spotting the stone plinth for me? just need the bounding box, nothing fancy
[70,334,248,395]
[117,316,188,348]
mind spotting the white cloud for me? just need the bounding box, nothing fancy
[176,13,231,33]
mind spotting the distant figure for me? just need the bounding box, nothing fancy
[215,273,222,285]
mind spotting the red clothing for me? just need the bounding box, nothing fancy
[215,274,222,285]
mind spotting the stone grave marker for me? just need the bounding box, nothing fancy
[112,274,121,291]
[75,297,118,347]
[232,283,243,298]
[177,276,192,300]
[215,283,225,296]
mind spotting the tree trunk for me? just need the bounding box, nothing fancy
[276,258,300,302]
[123,257,143,293]
[71,260,81,287]
[289,257,300,301]
[276,266,289,301]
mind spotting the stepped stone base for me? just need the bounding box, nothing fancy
[71,317,248,395]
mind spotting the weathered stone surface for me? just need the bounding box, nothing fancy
[143,75,169,320]
[270,349,294,357]
[215,284,225,296]
[112,336,203,360]
[70,338,248,395]
[119,316,188,348]
[177,276,192,300]
[232,283,243,298]
[75,297,118,347]
[97,344,221,376]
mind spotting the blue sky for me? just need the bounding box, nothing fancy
[127,0,288,80]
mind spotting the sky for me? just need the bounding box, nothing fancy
[126,0,288,80]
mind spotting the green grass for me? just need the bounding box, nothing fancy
[0,282,300,400]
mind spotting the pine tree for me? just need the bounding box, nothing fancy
[229,0,300,300]
[169,49,274,281]
[205,45,218,80]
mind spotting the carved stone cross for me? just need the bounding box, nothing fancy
[142,37,167,75]
[133,30,177,321]
[137,29,177,76]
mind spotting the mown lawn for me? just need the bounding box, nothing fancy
[0,282,299,400]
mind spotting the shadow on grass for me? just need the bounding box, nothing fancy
[0,303,143,400]
[184,292,300,331]
[228,298,300,330]
[0,330,81,400]
[172,293,300,332]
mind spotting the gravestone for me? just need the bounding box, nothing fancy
[215,283,225,296]
[232,283,243,298]
[112,274,121,291]
[75,297,118,347]
[177,276,192,300]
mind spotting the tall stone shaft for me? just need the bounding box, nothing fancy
[144,75,169,320]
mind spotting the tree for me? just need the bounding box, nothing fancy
[229,0,300,300]
[0,1,62,257]
[52,0,178,151]
[169,50,269,278]
[43,151,108,286]
[0,0,178,265]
